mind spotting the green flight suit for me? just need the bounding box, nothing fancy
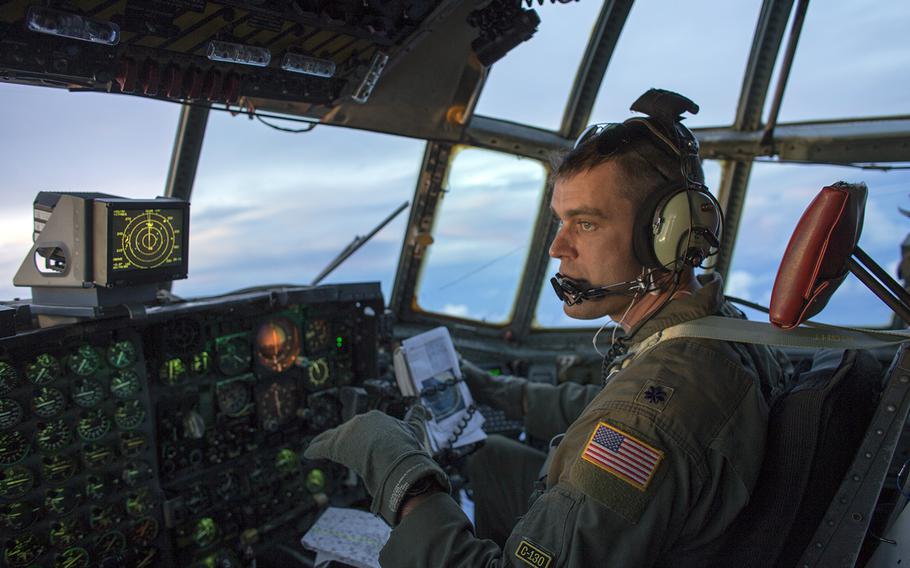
[381,274,791,567]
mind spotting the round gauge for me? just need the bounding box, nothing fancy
[67,345,101,377]
[275,448,300,476]
[110,369,141,399]
[45,485,80,515]
[119,432,147,457]
[36,419,73,452]
[125,488,153,517]
[41,454,78,484]
[95,531,126,556]
[121,460,152,487]
[77,409,112,442]
[49,515,79,547]
[306,468,327,493]
[84,475,108,501]
[54,547,90,568]
[4,533,44,567]
[72,378,105,408]
[83,443,115,469]
[107,340,137,369]
[256,380,298,432]
[159,357,187,385]
[0,430,30,465]
[114,399,145,430]
[193,516,219,548]
[216,334,251,376]
[0,361,20,395]
[0,466,34,499]
[89,504,118,531]
[0,398,23,429]
[191,351,211,376]
[32,386,66,419]
[0,501,36,530]
[26,353,60,385]
[216,381,251,416]
[305,319,329,353]
[130,517,159,546]
[256,317,302,373]
[306,357,331,388]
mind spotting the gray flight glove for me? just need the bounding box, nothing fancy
[303,406,449,526]
[459,355,527,420]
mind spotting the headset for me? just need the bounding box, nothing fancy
[551,88,724,306]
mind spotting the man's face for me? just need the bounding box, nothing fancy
[549,161,642,320]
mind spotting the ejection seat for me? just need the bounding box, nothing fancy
[698,182,910,567]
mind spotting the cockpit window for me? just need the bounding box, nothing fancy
[534,160,725,328]
[768,1,910,122]
[473,2,602,131]
[728,162,910,326]
[589,0,763,128]
[0,85,180,300]
[174,114,425,301]
[414,147,547,323]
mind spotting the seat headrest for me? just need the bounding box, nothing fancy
[770,182,867,329]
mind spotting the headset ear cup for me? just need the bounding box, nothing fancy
[633,183,681,269]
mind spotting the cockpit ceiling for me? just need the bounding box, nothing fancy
[0,0,446,110]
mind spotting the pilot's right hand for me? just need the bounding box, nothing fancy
[459,355,528,419]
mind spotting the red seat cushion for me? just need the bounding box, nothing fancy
[769,183,867,329]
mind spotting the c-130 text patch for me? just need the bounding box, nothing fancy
[515,539,552,568]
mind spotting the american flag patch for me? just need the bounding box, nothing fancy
[581,422,663,491]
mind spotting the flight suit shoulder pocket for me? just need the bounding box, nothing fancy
[505,486,576,568]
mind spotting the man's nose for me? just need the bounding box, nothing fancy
[549,226,575,259]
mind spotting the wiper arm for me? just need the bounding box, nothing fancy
[311,200,410,286]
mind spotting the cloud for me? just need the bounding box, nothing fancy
[441,304,471,318]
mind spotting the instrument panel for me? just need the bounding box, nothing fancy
[0,283,383,567]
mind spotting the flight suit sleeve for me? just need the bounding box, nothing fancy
[523,381,602,441]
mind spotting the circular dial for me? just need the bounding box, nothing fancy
[0,361,20,395]
[36,419,73,452]
[0,466,34,499]
[119,432,147,457]
[216,335,251,376]
[32,386,66,419]
[193,516,219,548]
[114,400,145,430]
[216,381,251,416]
[26,353,60,385]
[4,533,44,567]
[0,501,36,530]
[89,504,118,531]
[305,319,329,352]
[67,345,101,377]
[77,409,112,442]
[121,460,152,487]
[49,515,79,547]
[95,531,126,556]
[45,486,80,515]
[107,340,137,369]
[71,378,105,408]
[84,475,109,500]
[118,209,179,269]
[54,547,90,568]
[41,454,78,484]
[256,317,301,373]
[130,517,159,546]
[0,398,24,429]
[256,380,298,432]
[110,369,141,399]
[159,357,187,385]
[306,468,326,493]
[125,488,154,517]
[306,357,331,388]
[83,443,115,469]
[275,448,300,476]
[0,430,30,465]
[190,351,211,376]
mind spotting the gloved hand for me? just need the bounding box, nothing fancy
[303,406,449,525]
[459,355,527,419]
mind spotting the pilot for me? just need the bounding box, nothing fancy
[305,89,792,566]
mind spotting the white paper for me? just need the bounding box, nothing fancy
[300,507,391,568]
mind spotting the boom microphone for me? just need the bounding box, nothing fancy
[550,273,649,306]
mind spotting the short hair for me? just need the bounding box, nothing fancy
[551,121,694,212]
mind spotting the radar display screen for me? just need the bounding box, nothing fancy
[110,208,185,272]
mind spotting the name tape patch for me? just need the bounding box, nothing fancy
[581,422,663,491]
[515,539,552,568]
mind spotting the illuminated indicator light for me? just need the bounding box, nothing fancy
[26,6,120,46]
[206,40,271,67]
[306,469,326,493]
[489,369,502,376]
[352,51,389,104]
[281,53,336,78]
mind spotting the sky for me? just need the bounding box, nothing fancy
[0,1,908,329]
